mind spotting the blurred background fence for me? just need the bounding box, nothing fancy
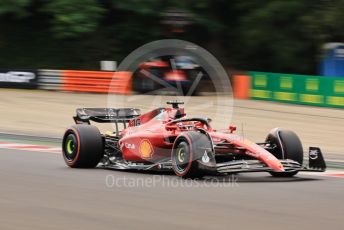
[37,69,132,94]
[1,68,343,108]
[233,72,344,108]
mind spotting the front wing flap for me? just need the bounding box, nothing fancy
[216,147,326,174]
[99,147,326,175]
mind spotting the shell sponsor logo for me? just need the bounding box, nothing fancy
[140,139,154,159]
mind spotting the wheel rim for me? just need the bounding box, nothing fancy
[64,133,78,161]
[177,148,185,162]
[66,139,74,154]
[174,142,190,173]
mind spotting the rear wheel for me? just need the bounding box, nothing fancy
[266,128,303,177]
[62,125,103,168]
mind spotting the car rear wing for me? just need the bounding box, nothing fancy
[73,108,141,133]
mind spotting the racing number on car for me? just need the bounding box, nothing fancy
[132,118,141,126]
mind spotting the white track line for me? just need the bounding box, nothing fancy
[0,142,61,153]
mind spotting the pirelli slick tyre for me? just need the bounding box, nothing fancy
[62,125,103,168]
[266,128,303,177]
[172,131,214,179]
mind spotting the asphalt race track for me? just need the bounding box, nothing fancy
[0,148,343,230]
[0,90,343,229]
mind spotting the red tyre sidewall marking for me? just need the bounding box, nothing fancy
[64,128,81,166]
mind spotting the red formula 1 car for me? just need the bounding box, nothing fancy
[62,101,326,178]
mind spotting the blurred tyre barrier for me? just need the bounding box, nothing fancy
[232,72,344,108]
[37,69,132,95]
[0,70,38,89]
[38,69,62,90]
[61,70,132,94]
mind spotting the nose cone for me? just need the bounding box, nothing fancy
[252,146,285,172]
[247,144,285,172]
[219,133,286,172]
[268,159,285,172]
[251,145,285,172]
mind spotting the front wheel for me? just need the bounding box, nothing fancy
[62,125,103,168]
[266,128,303,177]
[172,131,215,179]
[172,139,205,179]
